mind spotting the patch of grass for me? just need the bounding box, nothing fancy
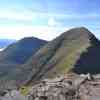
[47,40,90,78]
[19,86,31,96]
[59,44,89,72]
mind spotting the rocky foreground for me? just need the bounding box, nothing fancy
[1,74,100,100]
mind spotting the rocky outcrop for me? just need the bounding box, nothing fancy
[0,90,26,100]
[26,74,100,100]
[1,74,100,100]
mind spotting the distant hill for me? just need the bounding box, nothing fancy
[0,37,47,80]
[0,39,16,49]
[0,37,47,64]
[14,27,100,84]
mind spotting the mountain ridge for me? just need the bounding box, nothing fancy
[0,27,100,85]
[12,27,100,84]
[25,27,100,84]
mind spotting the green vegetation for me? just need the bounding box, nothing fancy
[19,86,32,96]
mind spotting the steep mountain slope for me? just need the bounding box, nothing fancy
[15,27,100,84]
[0,37,47,64]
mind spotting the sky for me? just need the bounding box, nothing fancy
[0,0,100,40]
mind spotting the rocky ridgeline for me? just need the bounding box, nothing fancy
[1,74,100,100]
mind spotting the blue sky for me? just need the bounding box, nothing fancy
[0,0,100,40]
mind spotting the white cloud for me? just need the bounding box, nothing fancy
[36,12,100,19]
[0,48,4,51]
[0,25,69,40]
[0,10,36,21]
[0,9,99,22]
[48,17,58,26]
[0,9,99,41]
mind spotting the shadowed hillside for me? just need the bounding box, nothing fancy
[0,37,47,64]
[73,35,100,74]
[0,37,47,80]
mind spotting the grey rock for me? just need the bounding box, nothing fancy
[27,74,100,100]
[1,74,100,100]
[1,90,26,100]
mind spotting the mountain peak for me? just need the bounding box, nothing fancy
[72,27,89,30]
[59,27,98,46]
[64,27,93,36]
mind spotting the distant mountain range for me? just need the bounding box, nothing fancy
[0,27,100,85]
[0,39,16,49]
